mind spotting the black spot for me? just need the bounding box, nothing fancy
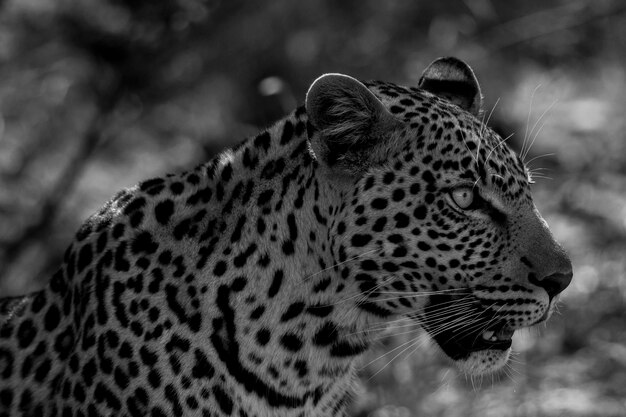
[280,120,294,145]
[418,241,431,251]
[357,301,392,317]
[213,261,227,277]
[94,382,122,411]
[392,189,405,202]
[173,219,191,240]
[287,213,298,240]
[382,262,399,272]
[282,240,295,255]
[114,366,129,389]
[131,232,159,254]
[393,212,410,228]
[422,171,435,184]
[233,243,258,268]
[360,260,379,270]
[96,230,109,252]
[306,304,333,317]
[139,346,158,366]
[158,251,172,265]
[242,148,259,170]
[280,333,303,352]
[186,173,200,184]
[0,388,12,408]
[231,277,247,292]
[212,385,234,415]
[268,270,283,298]
[258,254,271,268]
[351,234,372,247]
[257,190,274,206]
[192,349,215,379]
[148,369,161,388]
[164,384,183,416]
[54,327,74,360]
[372,217,387,232]
[363,176,375,190]
[280,302,305,322]
[154,200,174,225]
[165,334,191,353]
[130,211,144,227]
[330,341,369,357]
[31,291,46,313]
[230,215,247,243]
[140,178,164,192]
[293,360,308,378]
[77,244,93,273]
[44,304,61,331]
[257,218,266,235]
[221,164,233,182]
[123,197,146,214]
[254,131,271,151]
[170,182,184,194]
[82,358,97,386]
[371,198,388,210]
[383,171,395,184]
[413,205,428,220]
[313,205,327,225]
[17,319,36,348]
[313,322,337,346]
[249,306,265,320]
[256,329,270,346]
[112,223,125,239]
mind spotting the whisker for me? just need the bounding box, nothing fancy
[303,249,379,280]
[375,288,467,296]
[368,326,422,342]
[522,99,558,162]
[521,84,542,160]
[360,336,421,369]
[483,97,500,130]
[366,338,423,380]
[524,152,555,166]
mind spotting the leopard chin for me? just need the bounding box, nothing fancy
[455,348,512,375]
[425,321,515,374]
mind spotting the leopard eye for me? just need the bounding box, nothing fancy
[451,187,474,209]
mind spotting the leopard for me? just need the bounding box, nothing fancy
[0,57,572,417]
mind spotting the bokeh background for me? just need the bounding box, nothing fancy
[0,0,625,416]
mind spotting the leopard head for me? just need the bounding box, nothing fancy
[305,57,572,374]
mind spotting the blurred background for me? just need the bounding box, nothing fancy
[0,0,625,415]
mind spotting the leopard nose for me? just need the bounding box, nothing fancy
[529,270,573,300]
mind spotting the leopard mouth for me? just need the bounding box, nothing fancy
[420,293,514,360]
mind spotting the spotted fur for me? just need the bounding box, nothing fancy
[0,58,572,417]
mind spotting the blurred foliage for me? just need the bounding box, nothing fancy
[1,0,626,415]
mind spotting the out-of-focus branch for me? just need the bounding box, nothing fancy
[0,81,123,281]
[474,1,626,56]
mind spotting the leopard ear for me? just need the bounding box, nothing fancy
[419,57,483,116]
[306,73,399,174]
